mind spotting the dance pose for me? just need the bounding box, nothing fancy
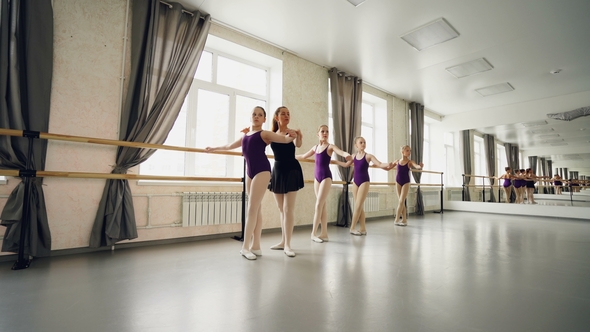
[267,106,304,257]
[343,137,393,235]
[206,106,295,260]
[498,167,513,203]
[524,168,538,204]
[552,174,563,195]
[297,125,351,243]
[392,145,424,226]
[513,169,527,204]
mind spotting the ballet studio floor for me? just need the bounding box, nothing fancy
[1,211,589,332]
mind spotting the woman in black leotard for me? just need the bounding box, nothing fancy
[206,107,295,261]
[268,106,304,257]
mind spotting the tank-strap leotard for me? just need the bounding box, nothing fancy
[353,154,370,187]
[396,162,411,186]
[503,178,511,188]
[314,145,332,183]
[241,131,270,179]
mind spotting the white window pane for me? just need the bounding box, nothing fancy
[195,89,230,177]
[362,102,373,123]
[217,56,267,95]
[140,98,188,176]
[444,132,453,145]
[195,51,212,82]
[361,125,373,152]
[424,123,430,140]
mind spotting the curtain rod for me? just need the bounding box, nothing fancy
[160,1,194,16]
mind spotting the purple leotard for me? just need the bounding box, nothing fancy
[503,178,511,188]
[241,131,270,179]
[396,162,411,186]
[554,181,562,186]
[353,154,370,187]
[314,145,332,183]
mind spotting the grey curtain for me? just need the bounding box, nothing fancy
[461,130,472,201]
[90,1,211,247]
[483,134,496,202]
[329,68,362,227]
[409,102,424,214]
[504,143,519,202]
[539,157,547,193]
[547,160,553,193]
[528,156,537,173]
[0,0,53,257]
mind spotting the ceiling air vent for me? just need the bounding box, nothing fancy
[475,82,514,97]
[521,120,548,127]
[400,18,459,51]
[446,58,493,78]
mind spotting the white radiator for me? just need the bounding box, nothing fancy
[448,188,463,201]
[422,190,440,207]
[182,192,246,226]
[347,191,380,212]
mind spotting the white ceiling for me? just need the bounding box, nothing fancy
[182,0,590,162]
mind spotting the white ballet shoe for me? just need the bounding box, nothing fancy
[284,249,296,257]
[270,244,284,250]
[311,237,324,243]
[240,250,257,260]
[350,230,362,236]
[251,249,262,256]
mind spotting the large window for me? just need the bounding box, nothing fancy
[473,135,486,181]
[140,36,282,179]
[497,144,507,174]
[421,122,432,184]
[444,132,458,186]
[328,91,388,183]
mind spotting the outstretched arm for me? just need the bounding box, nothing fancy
[296,146,316,160]
[409,160,424,169]
[206,137,242,152]
[261,130,295,145]
[331,145,352,161]
[367,154,394,170]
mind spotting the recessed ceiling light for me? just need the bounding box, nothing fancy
[537,133,560,138]
[346,0,367,6]
[521,120,548,127]
[550,69,562,74]
[543,138,564,143]
[400,18,459,51]
[475,82,514,97]
[529,128,554,134]
[446,58,493,78]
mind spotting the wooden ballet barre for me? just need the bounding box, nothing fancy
[0,128,244,157]
[463,174,494,179]
[411,169,443,175]
[0,169,242,182]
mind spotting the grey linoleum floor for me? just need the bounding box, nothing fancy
[1,211,590,332]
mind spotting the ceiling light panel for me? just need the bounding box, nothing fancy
[550,142,568,146]
[521,120,548,127]
[529,128,554,134]
[475,82,514,97]
[537,133,560,138]
[400,18,459,51]
[446,58,493,78]
[346,0,367,6]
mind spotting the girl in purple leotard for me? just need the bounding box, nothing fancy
[551,174,563,195]
[391,145,423,226]
[342,137,393,235]
[297,125,351,243]
[206,106,295,261]
[497,167,513,203]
